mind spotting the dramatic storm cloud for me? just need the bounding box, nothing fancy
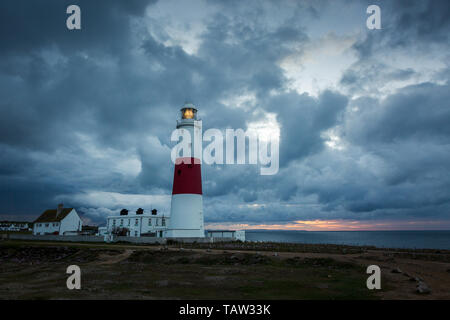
[1,0,449,230]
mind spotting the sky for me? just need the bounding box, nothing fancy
[1,0,450,230]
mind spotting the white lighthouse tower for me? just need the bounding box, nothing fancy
[165,103,205,238]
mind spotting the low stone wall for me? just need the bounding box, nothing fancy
[167,237,234,243]
[211,237,235,243]
[113,236,221,244]
[7,233,104,243]
[115,236,166,244]
[169,237,214,243]
[111,236,224,244]
[4,233,239,245]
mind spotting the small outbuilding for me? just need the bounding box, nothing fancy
[205,230,246,241]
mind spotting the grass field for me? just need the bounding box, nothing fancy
[0,240,449,299]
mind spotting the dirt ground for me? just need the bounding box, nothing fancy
[0,240,449,300]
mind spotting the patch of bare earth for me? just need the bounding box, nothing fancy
[92,249,134,265]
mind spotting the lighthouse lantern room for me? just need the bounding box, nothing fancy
[181,106,197,119]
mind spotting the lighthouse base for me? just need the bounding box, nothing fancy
[166,194,205,238]
[164,229,205,238]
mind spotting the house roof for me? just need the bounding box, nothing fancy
[34,208,73,223]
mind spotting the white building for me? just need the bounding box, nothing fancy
[206,230,246,241]
[97,226,107,237]
[0,221,31,232]
[106,208,170,238]
[33,204,82,235]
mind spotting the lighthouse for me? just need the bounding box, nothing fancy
[165,103,205,238]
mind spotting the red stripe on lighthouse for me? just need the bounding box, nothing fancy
[172,157,202,195]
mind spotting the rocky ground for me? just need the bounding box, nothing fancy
[0,240,449,299]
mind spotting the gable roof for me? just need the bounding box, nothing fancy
[34,208,73,223]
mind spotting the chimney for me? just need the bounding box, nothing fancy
[56,203,63,217]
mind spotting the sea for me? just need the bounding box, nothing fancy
[244,230,450,250]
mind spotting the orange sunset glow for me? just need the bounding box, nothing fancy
[206,219,450,231]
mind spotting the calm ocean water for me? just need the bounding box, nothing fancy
[245,230,450,250]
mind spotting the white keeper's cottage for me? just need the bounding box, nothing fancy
[33,204,82,236]
[106,208,169,238]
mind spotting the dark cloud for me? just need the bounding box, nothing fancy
[269,90,347,167]
[351,0,450,60]
[0,0,449,228]
[303,82,450,215]
[392,0,450,44]
[340,63,417,95]
[0,0,156,55]
[345,82,450,144]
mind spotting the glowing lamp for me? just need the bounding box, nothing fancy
[181,106,197,120]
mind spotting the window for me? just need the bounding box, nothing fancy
[128,219,130,226]
[135,219,139,226]
[155,219,159,226]
[148,218,152,226]
[45,223,49,227]
[120,219,123,226]
[112,220,116,226]
[162,218,166,226]
[134,231,138,237]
